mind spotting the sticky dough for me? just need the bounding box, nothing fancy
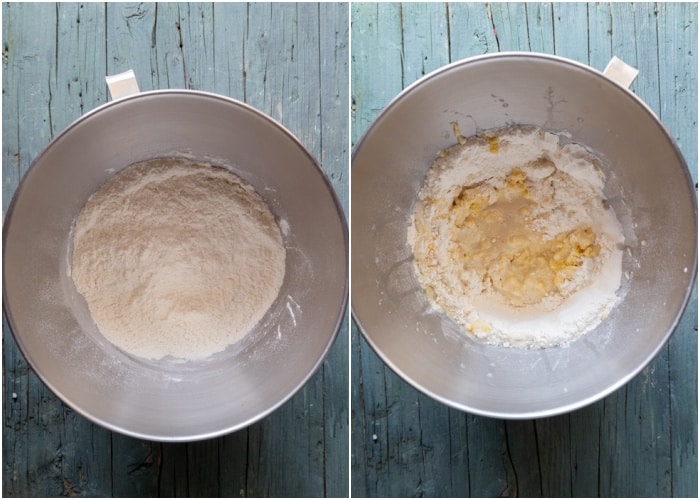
[408,126,624,348]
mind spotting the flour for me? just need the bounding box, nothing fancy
[409,126,624,348]
[70,157,286,360]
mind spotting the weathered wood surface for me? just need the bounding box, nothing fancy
[2,2,348,497]
[351,2,697,497]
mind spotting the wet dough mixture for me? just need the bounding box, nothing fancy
[409,126,624,348]
[70,158,286,360]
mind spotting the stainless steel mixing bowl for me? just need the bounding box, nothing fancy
[352,52,697,419]
[3,90,348,441]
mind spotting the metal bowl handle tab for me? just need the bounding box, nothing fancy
[105,69,140,100]
[603,56,639,90]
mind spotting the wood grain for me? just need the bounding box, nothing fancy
[351,2,697,497]
[2,2,349,497]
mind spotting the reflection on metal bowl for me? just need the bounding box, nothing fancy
[351,53,696,419]
[3,90,348,441]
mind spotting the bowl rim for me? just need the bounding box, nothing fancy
[3,89,349,441]
[350,51,698,419]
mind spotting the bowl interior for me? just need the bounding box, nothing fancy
[351,53,697,418]
[3,91,348,440]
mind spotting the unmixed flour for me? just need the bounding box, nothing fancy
[408,126,624,348]
[70,157,286,360]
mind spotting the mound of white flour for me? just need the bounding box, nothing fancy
[409,126,624,348]
[70,158,286,360]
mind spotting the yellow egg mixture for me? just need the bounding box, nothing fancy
[449,168,600,307]
[409,126,624,348]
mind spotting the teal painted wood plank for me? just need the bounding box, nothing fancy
[110,439,160,497]
[3,3,348,497]
[610,2,639,68]
[586,2,613,69]
[187,437,228,497]
[356,334,391,496]
[568,405,602,497]
[211,2,247,100]
[60,411,113,497]
[658,1,698,174]
[488,2,531,51]
[350,323,368,496]
[446,2,498,60]
[464,415,513,496]
[351,2,697,497]
[319,6,350,497]
[1,2,54,214]
[51,2,108,136]
[445,405,469,495]
[505,419,544,496]
[627,3,660,108]
[173,2,217,91]
[657,4,698,497]
[218,431,250,497]
[524,2,555,54]
[2,4,65,497]
[157,443,189,496]
[412,393,467,497]
[537,415,585,496]
[105,3,158,88]
[400,2,450,86]
[381,368,424,497]
[350,1,403,145]
[552,2,590,63]
[669,284,699,498]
